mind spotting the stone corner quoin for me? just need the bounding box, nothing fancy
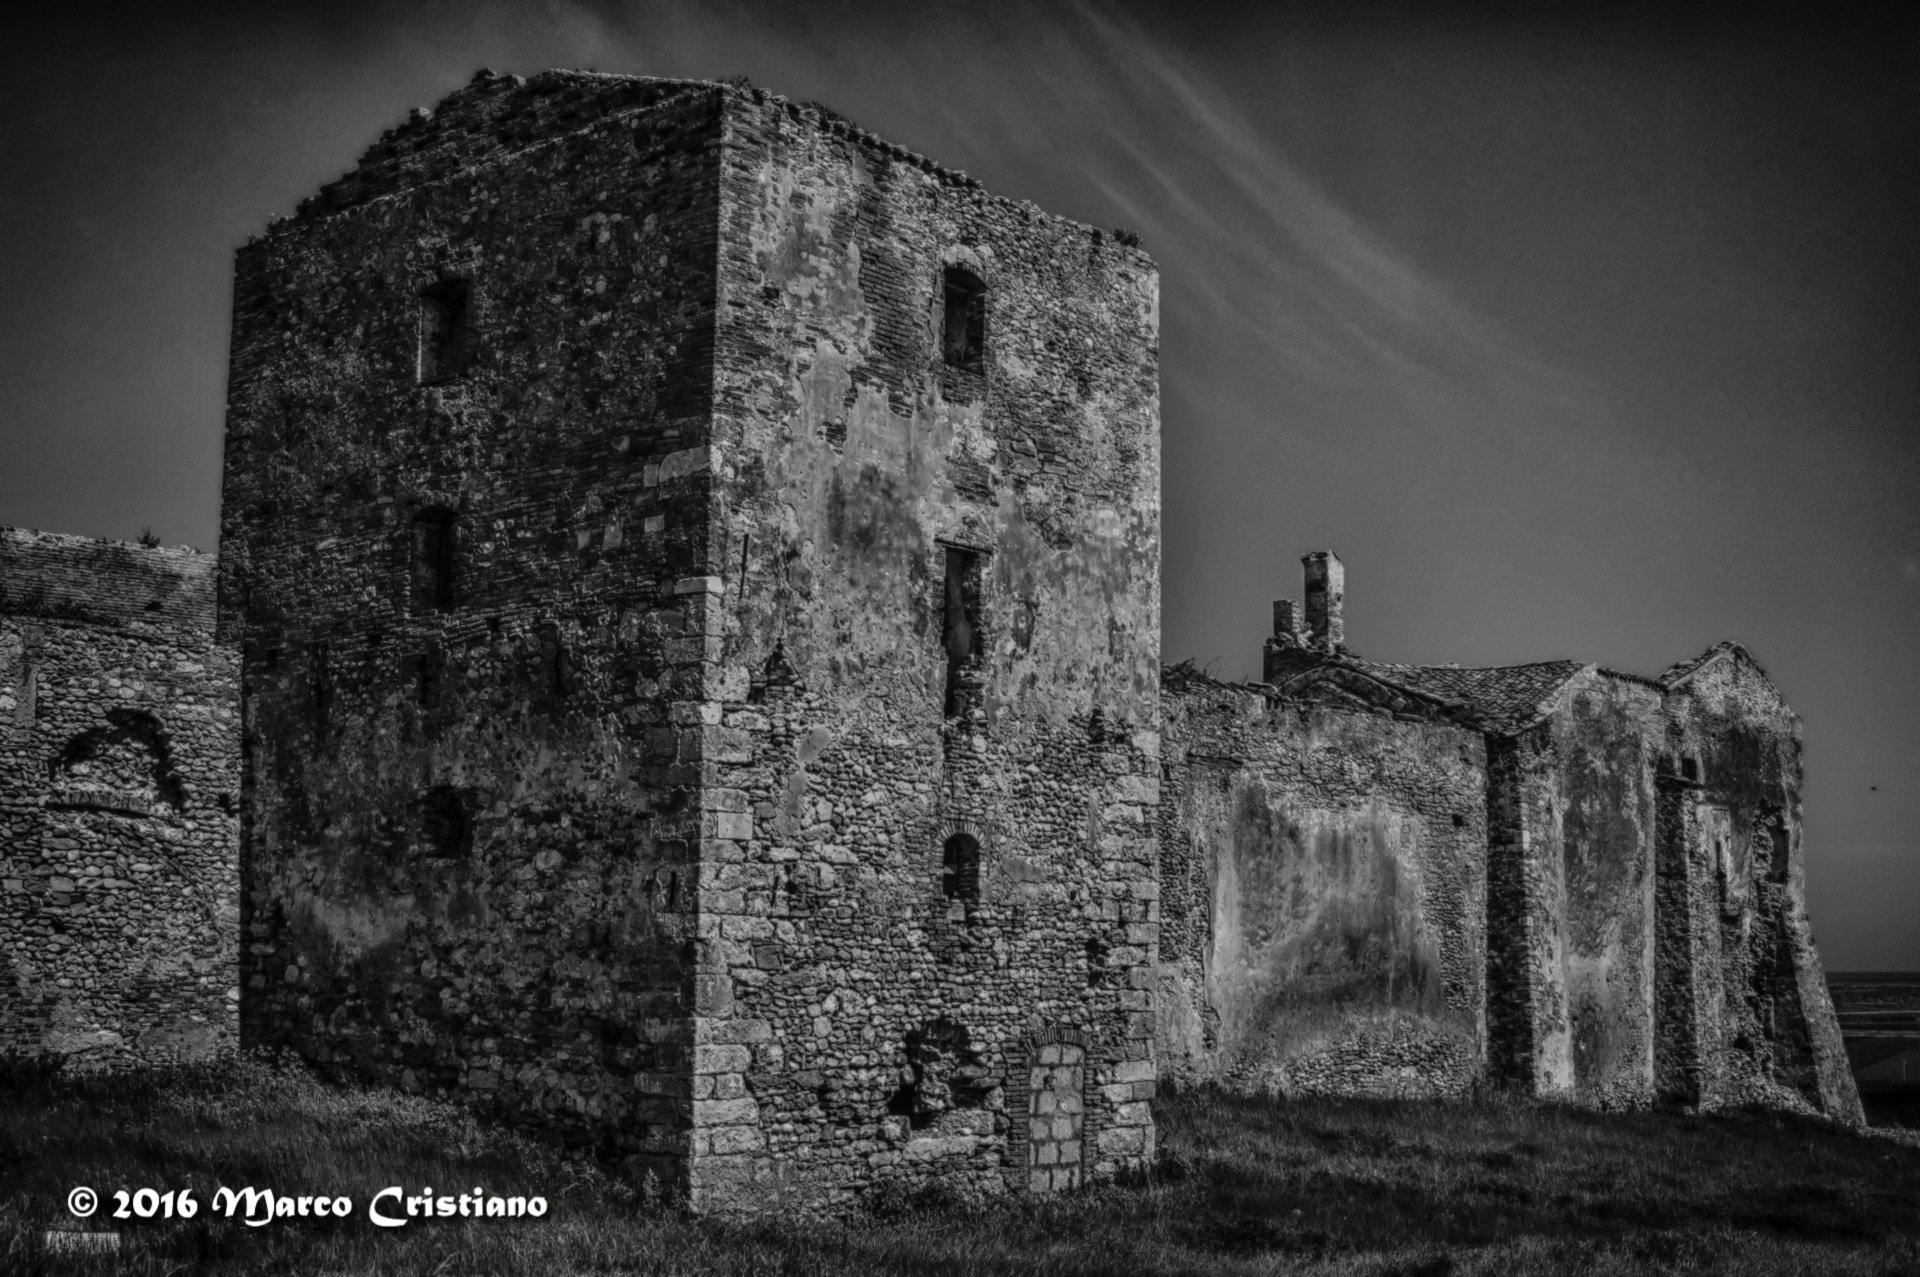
[0,67,1860,1215]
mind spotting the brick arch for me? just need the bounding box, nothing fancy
[1010,1025,1093,1195]
[932,817,988,904]
[46,708,186,814]
[930,816,988,855]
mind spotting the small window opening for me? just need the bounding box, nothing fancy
[411,511,456,612]
[1765,814,1790,883]
[1451,813,1466,829]
[942,832,980,902]
[421,786,471,858]
[942,547,984,718]
[406,651,440,708]
[540,625,572,699]
[310,642,332,733]
[418,279,472,384]
[1680,756,1700,783]
[941,267,985,373]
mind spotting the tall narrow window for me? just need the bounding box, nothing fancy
[942,833,980,901]
[310,641,332,735]
[941,267,985,373]
[418,279,472,384]
[411,511,455,612]
[406,651,441,709]
[942,546,983,718]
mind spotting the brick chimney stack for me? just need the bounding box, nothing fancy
[1272,599,1304,646]
[1303,551,1344,654]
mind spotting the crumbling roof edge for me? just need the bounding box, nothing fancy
[278,69,1155,264]
[1658,640,1765,690]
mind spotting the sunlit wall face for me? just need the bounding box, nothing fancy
[1,3,1914,967]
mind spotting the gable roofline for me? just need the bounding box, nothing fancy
[1658,640,1767,691]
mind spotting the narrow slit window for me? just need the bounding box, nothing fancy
[411,511,456,612]
[310,641,332,734]
[941,267,986,373]
[406,652,440,709]
[421,786,471,858]
[418,279,472,384]
[1680,756,1700,783]
[942,546,983,718]
[942,833,980,901]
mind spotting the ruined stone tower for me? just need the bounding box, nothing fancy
[218,70,1160,1210]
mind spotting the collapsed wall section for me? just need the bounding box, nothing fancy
[1157,670,1488,1098]
[218,73,728,1177]
[684,87,1162,1211]
[0,529,240,1065]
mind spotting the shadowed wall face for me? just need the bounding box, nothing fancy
[1660,652,1861,1124]
[219,73,729,1174]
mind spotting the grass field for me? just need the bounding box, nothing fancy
[3,1053,1918,1276]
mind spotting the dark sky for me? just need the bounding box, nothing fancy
[3,3,1915,966]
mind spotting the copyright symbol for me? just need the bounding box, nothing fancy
[67,1186,97,1218]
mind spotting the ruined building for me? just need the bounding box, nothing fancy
[0,530,240,1063]
[0,68,1860,1213]
[1158,552,1861,1124]
[215,70,1159,1211]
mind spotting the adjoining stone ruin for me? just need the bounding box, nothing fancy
[1159,552,1860,1124]
[0,528,240,1067]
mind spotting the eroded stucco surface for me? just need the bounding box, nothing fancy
[1158,676,1487,1098]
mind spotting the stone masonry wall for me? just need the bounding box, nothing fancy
[0,529,240,1065]
[1541,671,1663,1110]
[1485,671,1663,1107]
[219,72,733,1178]
[1158,671,1488,1099]
[1661,650,1861,1123]
[682,87,1162,1212]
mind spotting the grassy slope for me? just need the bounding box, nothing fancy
[2,1054,1917,1276]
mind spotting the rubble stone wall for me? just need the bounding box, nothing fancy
[0,529,240,1065]
[1663,653,1862,1123]
[217,73,732,1174]
[1158,674,1488,1099]
[682,88,1162,1212]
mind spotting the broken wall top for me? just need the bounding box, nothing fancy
[284,68,1152,260]
[0,527,218,640]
